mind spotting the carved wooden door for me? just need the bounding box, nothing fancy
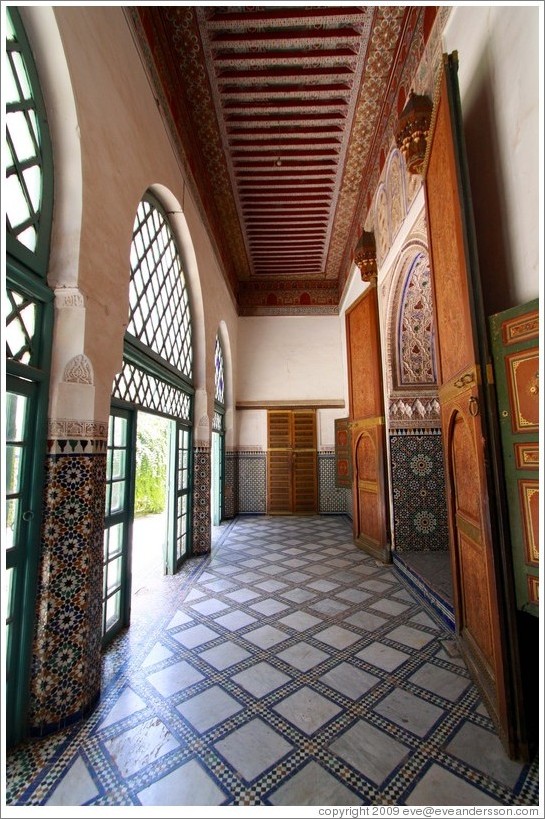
[267,409,317,514]
[424,53,525,757]
[346,288,390,562]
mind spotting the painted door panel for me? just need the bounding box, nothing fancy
[489,300,539,615]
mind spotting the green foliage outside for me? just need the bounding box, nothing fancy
[135,413,168,516]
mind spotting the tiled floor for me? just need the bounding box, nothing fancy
[4,515,540,809]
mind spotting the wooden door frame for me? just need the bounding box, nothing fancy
[424,52,528,759]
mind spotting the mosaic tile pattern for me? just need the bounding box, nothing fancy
[29,452,106,733]
[237,452,266,514]
[7,516,538,808]
[224,451,236,519]
[389,431,449,552]
[191,445,211,555]
[318,451,348,514]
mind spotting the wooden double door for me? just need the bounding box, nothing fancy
[424,53,532,759]
[267,409,317,514]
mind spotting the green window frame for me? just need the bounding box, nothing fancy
[4,7,54,749]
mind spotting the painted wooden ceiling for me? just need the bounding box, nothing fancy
[131,6,435,314]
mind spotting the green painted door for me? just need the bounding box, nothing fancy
[489,299,539,616]
[4,377,44,747]
[102,407,136,643]
[167,421,192,574]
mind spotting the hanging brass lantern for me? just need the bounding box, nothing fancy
[354,230,377,283]
[395,92,433,175]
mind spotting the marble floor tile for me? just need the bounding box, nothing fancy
[278,611,323,632]
[171,623,219,649]
[404,764,502,806]
[177,686,243,733]
[189,597,230,615]
[103,717,179,778]
[214,718,293,783]
[276,641,330,672]
[374,688,444,738]
[356,641,410,672]
[445,722,525,789]
[198,641,251,671]
[147,659,204,697]
[136,758,228,806]
[408,661,471,702]
[44,755,99,806]
[330,720,410,786]
[212,609,257,631]
[267,760,362,805]
[98,687,147,729]
[273,686,341,735]
[319,662,380,700]
[344,611,387,631]
[249,598,290,615]
[385,624,436,650]
[313,624,362,649]
[242,624,290,649]
[6,515,539,810]
[231,661,291,698]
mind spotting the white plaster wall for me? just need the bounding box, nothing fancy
[236,316,344,403]
[237,410,267,451]
[443,5,540,307]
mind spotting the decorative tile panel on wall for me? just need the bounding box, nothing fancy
[318,451,349,514]
[389,430,449,552]
[192,445,211,555]
[30,430,107,734]
[224,450,236,519]
[237,451,267,514]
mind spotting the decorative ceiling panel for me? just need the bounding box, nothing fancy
[131,6,432,314]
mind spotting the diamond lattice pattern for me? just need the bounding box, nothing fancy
[128,199,193,379]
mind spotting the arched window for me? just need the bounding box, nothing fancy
[4,6,54,748]
[214,334,225,406]
[106,195,194,641]
[127,198,193,379]
[113,195,194,415]
[211,334,225,525]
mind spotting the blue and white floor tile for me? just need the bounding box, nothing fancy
[5,515,540,811]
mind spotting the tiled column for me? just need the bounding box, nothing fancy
[389,427,449,551]
[29,424,107,735]
[237,449,267,513]
[224,449,237,518]
[318,449,349,514]
[192,444,211,555]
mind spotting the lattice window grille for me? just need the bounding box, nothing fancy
[397,253,437,386]
[5,10,43,254]
[113,359,191,421]
[214,335,225,405]
[128,198,193,379]
[212,410,223,433]
[5,287,37,365]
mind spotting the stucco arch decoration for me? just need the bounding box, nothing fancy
[384,213,440,429]
[63,354,94,385]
